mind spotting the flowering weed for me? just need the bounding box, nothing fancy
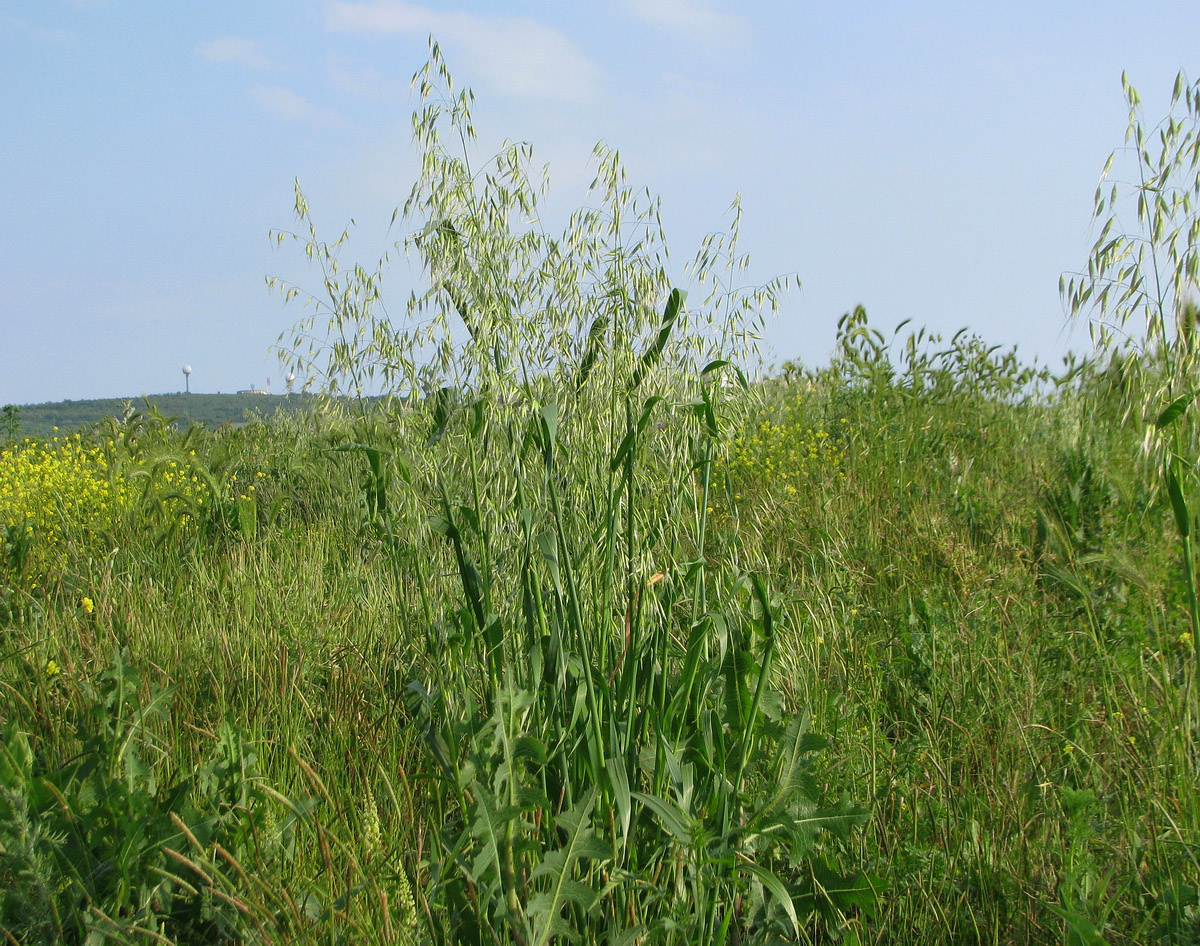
[726,396,848,497]
[0,435,133,589]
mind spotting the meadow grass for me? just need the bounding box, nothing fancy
[1,321,1197,944]
[2,50,1199,945]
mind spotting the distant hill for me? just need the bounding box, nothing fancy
[3,393,333,439]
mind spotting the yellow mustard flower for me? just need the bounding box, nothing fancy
[0,437,133,588]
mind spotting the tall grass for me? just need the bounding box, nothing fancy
[2,51,1199,945]
[3,319,1199,942]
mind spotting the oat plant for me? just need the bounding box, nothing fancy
[273,42,869,943]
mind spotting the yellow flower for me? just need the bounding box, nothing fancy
[44,659,61,677]
[81,596,94,614]
[1179,631,1194,647]
[0,436,133,589]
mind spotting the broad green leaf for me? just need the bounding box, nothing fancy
[1050,902,1114,946]
[1155,394,1193,428]
[427,386,457,446]
[605,757,633,846]
[741,862,801,938]
[795,797,873,839]
[528,789,609,946]
[610,396,664,472]
[574,315,610,392]
[631,791,692,844]
[629,289,686,391]
[747,713,821,826]
[1166,461,1191,539]
[540,403,559,447]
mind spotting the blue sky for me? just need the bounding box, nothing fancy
[2,0,1198,404]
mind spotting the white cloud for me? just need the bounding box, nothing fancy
[621,0,749,47]
[198,36,273,70]
[324,2,603,102]
[251,86,345,126]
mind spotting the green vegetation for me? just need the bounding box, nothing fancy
[1,53,1197,944]
[4,393,331,440]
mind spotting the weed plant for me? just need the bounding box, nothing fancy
[0,432,134,598]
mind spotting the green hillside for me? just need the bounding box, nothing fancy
[2,393,331,440]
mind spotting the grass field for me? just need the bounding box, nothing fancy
[2,54,1198,945]
[2,317,1197,944]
